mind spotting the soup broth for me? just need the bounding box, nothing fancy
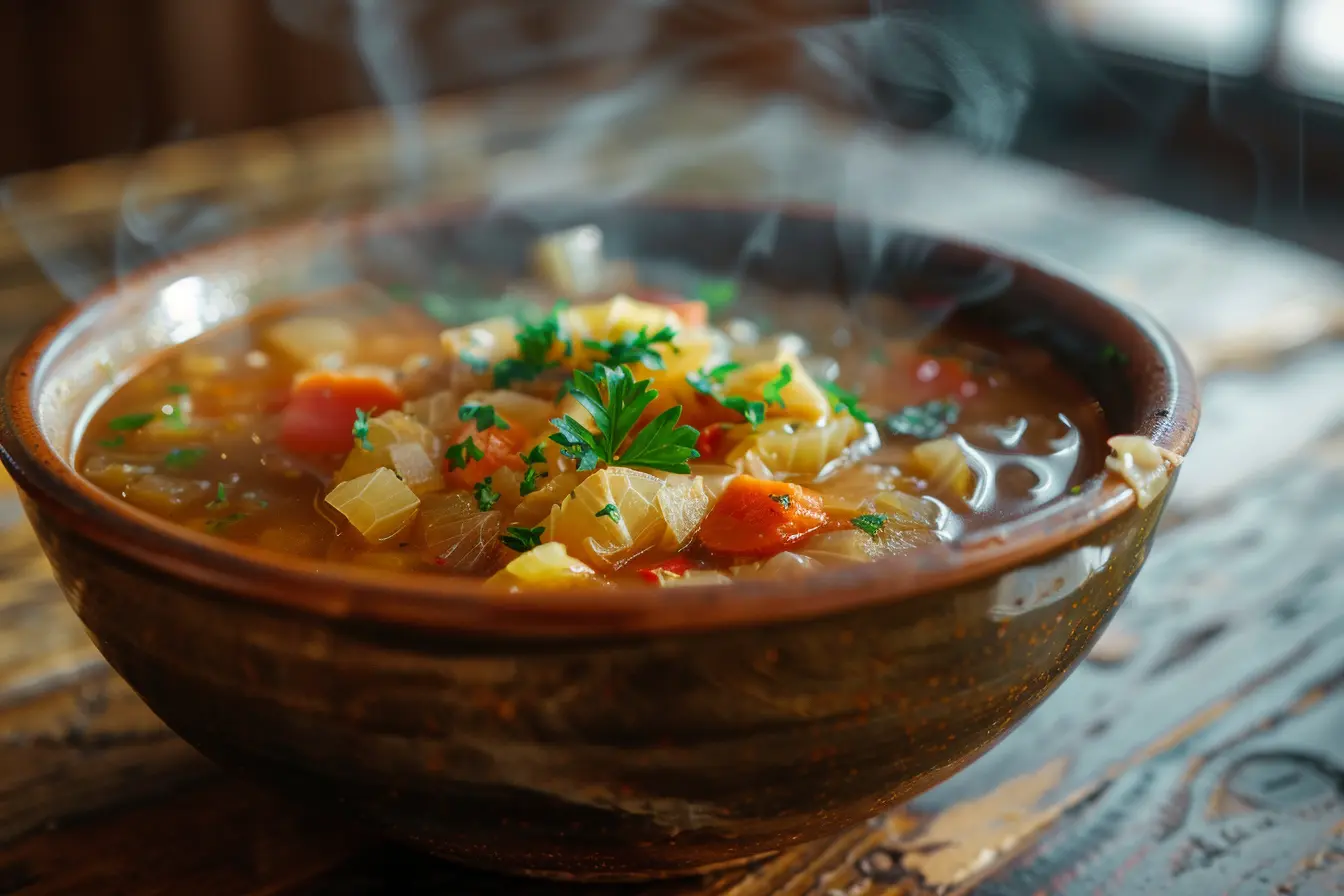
[77,246,1110,588]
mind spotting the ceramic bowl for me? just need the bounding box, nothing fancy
[0,201,1197,881]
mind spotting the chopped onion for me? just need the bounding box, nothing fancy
[512,471,587,528]
[402,390,460,437]
[325,468,419,542]
[415,491,501,573]
[386,442,443,496]
[335,410,440,485]
[656,475,711,551]
[487,542,600,590]
[1105,435,1182,509]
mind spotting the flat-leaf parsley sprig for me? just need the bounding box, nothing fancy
[685,363,766,427]
[584,325,679,370]
[492,307,568,388]
[549,364,700,473]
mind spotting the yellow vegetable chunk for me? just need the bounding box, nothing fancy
[386,442,443,496]
[910,437,976,500]
[722,351,831,423]
[512,471,588,528]
[460,389,556,435]
[415,491,502,573]
[1105,435,1182,509]
[402,390,460,438]
[487,542,600,590]
[656,474,711,551]
[335,410,440,485]
[325,468,420,542]
[542,468,667,572]
[561,295,683,369]
[263,316,355,368]
[440,316,518,366]
[728,415,873,480]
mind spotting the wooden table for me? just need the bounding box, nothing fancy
[2,90,1343,895]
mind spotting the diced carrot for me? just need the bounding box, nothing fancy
[442,421,530,488]
[630,288,709,328]
[697,476,827,556]
[279,369,403,455]
[636,555,694,584]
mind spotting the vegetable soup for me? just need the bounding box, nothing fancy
[76,231,1133,589]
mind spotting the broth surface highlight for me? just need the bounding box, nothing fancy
[77,257,1108,588]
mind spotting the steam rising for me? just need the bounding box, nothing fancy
[4,0,1036,329]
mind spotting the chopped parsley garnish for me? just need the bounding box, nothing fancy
[549,364,700,473]
[164,448,206,470]
[852,514,888,538]
[762,364,792,409]
[206,482,229,510]
[686,364,764,427]
[493,307,565,388]
[352,409,373,451]
[769,493,792,509]
[595,503,622,522]
[584,325,679,370]
[694,279,737,309]
[108,412,156,432]
[166,384,190,395]
[500,525,545,552]
[99,436,125,449]
[519,444,547,465]
[1101,344,1130,366]
[206,512,247,532]
[518,445,548,497]
[473,477,500,512]
[161,405,189,431]
[1069,484,1083,495]
[886,399,961,440]
[444,436,485,471]
[459,403,510,431]
[820,380,873,424]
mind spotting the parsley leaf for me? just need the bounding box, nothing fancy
[721,395,766,427]
[520,465,544,496]
[99,435,126,449]
[206,512,247,532]
[519,444,547,465]
[473,477,500,511]
[166,384,190,396]
[1069,484,1083,495]
[820,380,873,424]
[108,412,156,432]
[164,448,206,470]
[1101,344,1130,366]
[550,364,700,473]
[584,325,679,370]
[493,307,565,388]
[694,279,737,309]
[852,514,888,537]
[885,400,960,440]
[595,503,622,522]
[352,408,374,451]
[206,482,229,510]
[500,525,545,552]
[762,364,792,409]
[444,436,485,471]
[459,403,510,431]
[768,493,792,509]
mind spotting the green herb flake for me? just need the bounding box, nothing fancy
[444,436,486,471]
[164,448,207,470]
[686,364,762,427]
[584,325,679,370]
[549,364,700,474]
[99,435,126,449]
[519,444,547,466]
[595,503,622,523]
[352,409,374,451]
[762,364,793,409]
[166,384,190,396]
[519,465,544,497]
[768,493,792,509]
[206,482,229,510]
[161,405,190,431]
[473,477,501,512]
[459,403,510,432]
[1069,484,1083,495]
[500,525,545,553]
[885,400,961,440]
[1101,344,1130,366]
[851,514,888,538]
[493,307,565,388]
[108,412,157,432]
[820,380,873,424]
[694,279,737,309]
[206,512,247,533]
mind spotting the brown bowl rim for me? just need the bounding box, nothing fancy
[0,199,1198,638]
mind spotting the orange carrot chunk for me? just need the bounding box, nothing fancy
[279,369,404,455]
[442,421,530,489]
[697,475,827,556]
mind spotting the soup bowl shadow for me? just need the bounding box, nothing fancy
[0,201,1197,881]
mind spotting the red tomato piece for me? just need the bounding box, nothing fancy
[442,421,530,488]
[636,555,694,584]
[279,370,403,455]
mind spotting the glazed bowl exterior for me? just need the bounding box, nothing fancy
[0,202,1197,880]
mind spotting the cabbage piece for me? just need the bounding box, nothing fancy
[335,410,440,485]
[402,390,460,438]
[721,351,831,423]
[656,475,711,551]
[460,389,556,435]
[386,443,444,496]
[562,295,685,370]
[263,316,355,368]
[487,542,601,590]
[512,471,588,528]
[542,468,667,572]
[802,519,939,565]
[1105,435,1182,508]
[728,415,873,480]
[415,491,502,573]
[325,468,420,542]
[910,437,975,500]
[731,552,819,580]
